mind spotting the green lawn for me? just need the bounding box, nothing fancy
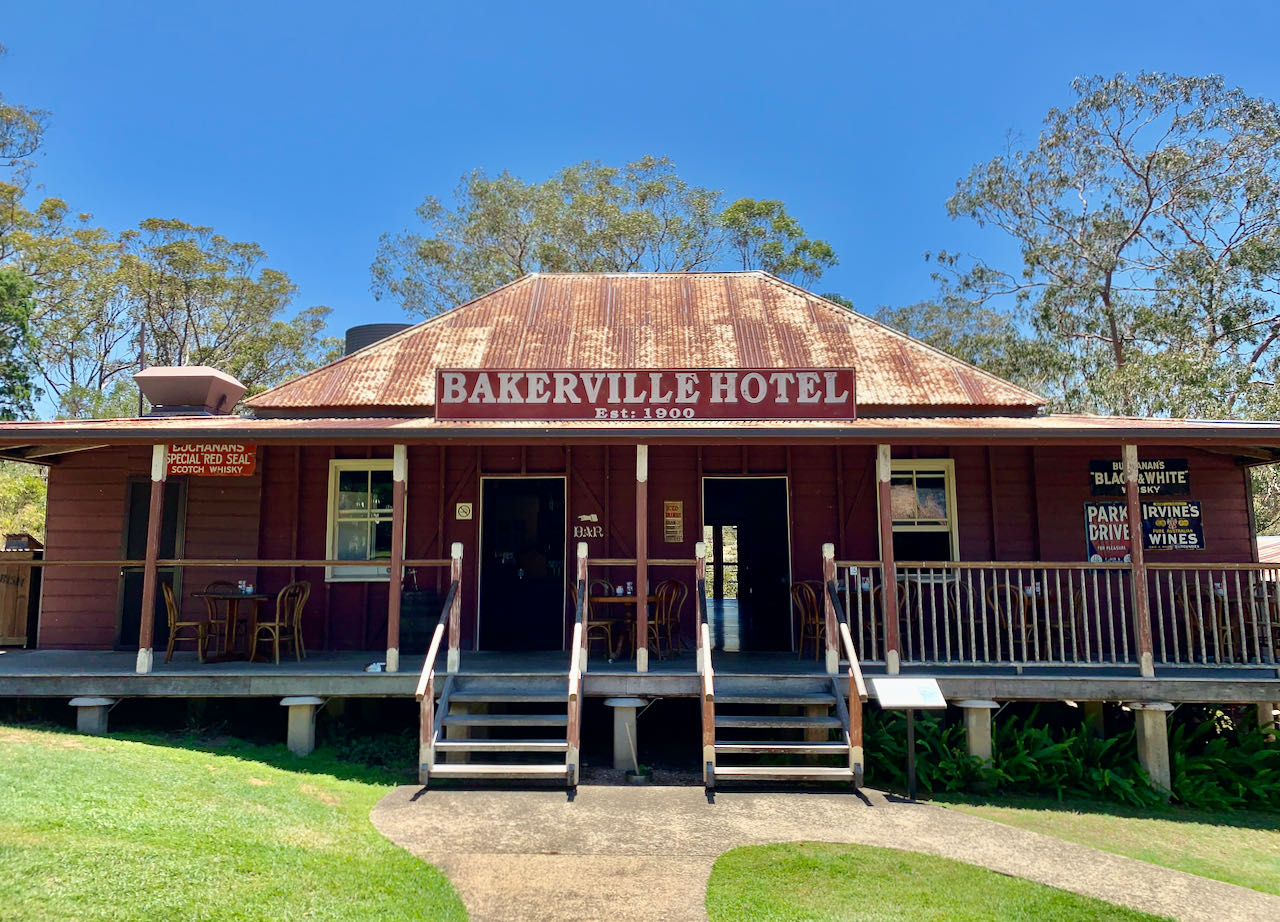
[0,725,466,922]
[937,794,1280,896]
[707,842,1168,922]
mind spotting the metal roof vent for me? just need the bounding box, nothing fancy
[133,366,247,416]
[345,323,411,356]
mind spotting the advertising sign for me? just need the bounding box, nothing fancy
[663,500,684,543]
[167,443,256,477]
[1084,501,1132,562]
[1084,500,1205,561]
[434,368,856,421]
[1088,458,1189,496]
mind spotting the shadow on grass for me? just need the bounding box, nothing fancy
[9,720,417,787]
[930,790,1280,832]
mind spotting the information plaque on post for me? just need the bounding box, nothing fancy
[869,677,946,801]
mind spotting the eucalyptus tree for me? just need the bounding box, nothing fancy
[937,73,1280,420]
[372,155,837,316]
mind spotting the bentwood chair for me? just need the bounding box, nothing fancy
[793,580,824,660]
[571,579,618,659]
[250,581,310,664]
[162,582,208,663]
[200,579,237,657]
[647,578,688,661]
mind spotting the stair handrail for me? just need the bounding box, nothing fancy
[825,572,867,787]
[566,543,588,786]
[695,541,715,786]
[416,573,461,784]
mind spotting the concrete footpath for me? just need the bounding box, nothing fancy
[371,784,1280,922]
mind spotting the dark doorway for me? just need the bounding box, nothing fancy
[702,477,791,652]
[479,477,566,651]
[117,479,187,650]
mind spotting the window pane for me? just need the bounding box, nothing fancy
[335,520,369,560]
[338,470,369,511]
[721,525,738,564]
[372,520,393,559]
[916,475,948,523]
[890,481,917,520]
[371,470,394,510]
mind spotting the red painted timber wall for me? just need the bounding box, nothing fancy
[41,446,261,649]
[36,441,1258,651]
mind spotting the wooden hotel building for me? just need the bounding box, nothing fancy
[2,272,1278,789]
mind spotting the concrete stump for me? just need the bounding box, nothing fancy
[280,696,325,756]
[1082,700,1105,738]
[1129,702,1173,795]
[1259,702,1278,741]
[957,699,998,763]
[604,697,645,772]
[69,697,115,735]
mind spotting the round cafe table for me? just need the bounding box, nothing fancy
[589,594,658,660]
[193,590,270,660]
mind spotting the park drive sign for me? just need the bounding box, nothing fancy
[435,368,857,421]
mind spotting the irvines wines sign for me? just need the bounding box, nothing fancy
[434,368,856,421]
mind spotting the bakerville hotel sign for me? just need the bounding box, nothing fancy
[435,368,856,421]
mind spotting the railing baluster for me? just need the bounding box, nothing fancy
[1104,568,1117,664]
[1117,569,1130,664]
[1195,573,1214,663]
[1154,567,1169,664]
[1053,567,1064,664]
[965,567,977,663]
[1234,568,1250,664]
[1262,574,1276,666]
[1090,568,1103,663]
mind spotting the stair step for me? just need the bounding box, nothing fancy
[714,715,842,729]
[435,739,569,753]
[442,714,568,727]
[712,765,855,782]
[715,741,848,754]
[447,692,568,703]
[427,763,569,780]
[717,694,836,706]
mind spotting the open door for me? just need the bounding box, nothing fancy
[116,479,186,650]
[702,477,791,652]
[478,477,566,651]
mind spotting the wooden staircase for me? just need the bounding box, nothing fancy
[709,674,858,785]
[422,673,575,784]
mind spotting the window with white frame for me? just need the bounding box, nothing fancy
[326,459,396,580]
[888,459,958,561]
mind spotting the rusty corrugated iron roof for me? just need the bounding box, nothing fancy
[4,414,1280,453]
[244,273,1046,414]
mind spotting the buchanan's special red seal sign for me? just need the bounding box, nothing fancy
[167,443,257,476]
[435,369,856,421]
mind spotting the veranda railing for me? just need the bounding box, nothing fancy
[1148,564,1280,666]
[835,560,1137,667]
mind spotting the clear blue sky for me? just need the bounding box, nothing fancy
[4,1,1279,334]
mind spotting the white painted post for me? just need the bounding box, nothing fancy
[604,697,645,771]
[577,541,589,669]
[694,541,706,674]
[386,444,407,674]
[136,444,168,675]
[822,542,838,674]
[447,542,462,673]
[1123,445,1156,679]
[635,444,649,674]
[957,699,999,762]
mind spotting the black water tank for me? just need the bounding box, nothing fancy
[344,323,411,355]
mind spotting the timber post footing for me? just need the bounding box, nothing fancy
[1128,701,1174,796]
[69,697,116,735]
[281,696,325,756]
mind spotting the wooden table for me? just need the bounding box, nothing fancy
[589,595,658,660]
[193,591,270,660]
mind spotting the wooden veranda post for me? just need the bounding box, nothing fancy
[386,444,407,673]
[447,541,462,673]
[1124,444,1156,678]
[577,541,589,667]
[876,444,901,674]
[822,543,838,674]
[695,541,706,673]
[135,443,168,675]
[635,443,649,673]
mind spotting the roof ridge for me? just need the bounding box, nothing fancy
[755,274,1047,406]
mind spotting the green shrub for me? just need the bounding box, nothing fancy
[865,703,1279,812]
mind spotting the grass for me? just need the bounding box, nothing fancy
[936,793,1280,896]
[0,725,466,922]
[706,842,1168,922]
